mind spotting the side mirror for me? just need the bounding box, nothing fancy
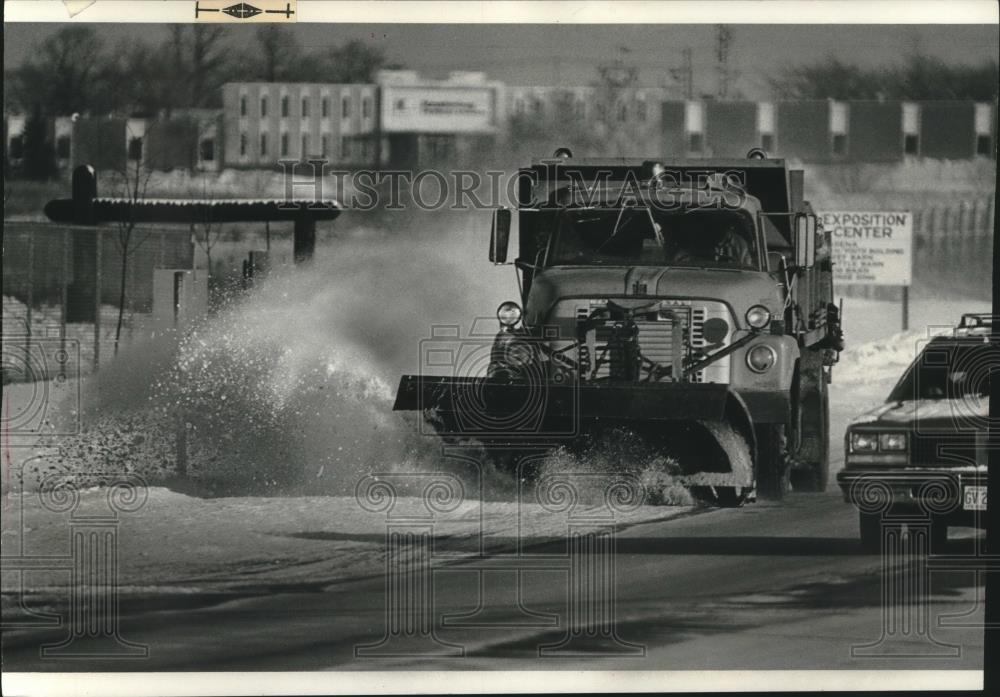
[794,213,817,269]
[489,208,512,263]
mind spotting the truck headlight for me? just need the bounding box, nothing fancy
[497,301,522,328]
[878,433,907,451]
[746,344,776,373]
[745,305,771,330]
[850,432,879,452]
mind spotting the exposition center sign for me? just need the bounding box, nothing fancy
[822,211,913,286]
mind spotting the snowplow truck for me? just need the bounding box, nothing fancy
[394,149,844,503]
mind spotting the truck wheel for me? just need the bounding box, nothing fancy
[859,511,882,552]
[684,421,753,508]
[755,424,790,500]
[791,354,829,492]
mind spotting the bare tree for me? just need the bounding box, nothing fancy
[188,177,224,285]
[108,122,156,355]
[251,25,301,82]
[189,25,229,108]
[9,26,105,115]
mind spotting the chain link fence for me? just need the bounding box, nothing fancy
[2,222,194,382]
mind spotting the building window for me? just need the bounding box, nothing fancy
[281,132,289,156]
[281,95,289,118]
[127,136,143,161]
[9,135,24,159]
[902,103,919,136]
[240,133,248,157]
[618,103,628,122]
[685,101,704,135]
[974,104,993,157]
[829,101,849,156]
[260,133,268,157]
[301,97,309,118]
[56,136,71,160]
[321,134,328,158]
[688,132,703,153]
[760,133,774,152]
[636,100,647,122]
[342,96,351,118]
[532,98,543,116]
[515,99,525,116]
[341,136,351,161]
[260,96,268,117]
[322,98,329,118]
[363,97,372,118]
[395,98,406,111]
[240,95,247,117]
[757,102,775,138]
[301,134,309,158]
[831,133,848,156]
[200,139,215,162]
[903,134,919,156]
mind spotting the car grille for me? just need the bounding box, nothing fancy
[909,432,983,467]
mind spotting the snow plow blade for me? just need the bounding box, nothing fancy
[393,376,731,435]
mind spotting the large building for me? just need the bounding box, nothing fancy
[5,70,996,173]
[220,82,379,168]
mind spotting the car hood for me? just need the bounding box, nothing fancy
[850,398,989,431]
[525,266,781,325]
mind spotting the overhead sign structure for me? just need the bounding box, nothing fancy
[823,211,913,287]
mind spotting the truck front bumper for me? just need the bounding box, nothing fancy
[393,375,735,439]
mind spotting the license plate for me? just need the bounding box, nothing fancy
[963,486,987,511]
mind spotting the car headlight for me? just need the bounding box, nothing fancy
[745,305,771,330]
[878,433,907,451]
[497,301,522,328]
[746,344,776,373]
[850,432,879,452]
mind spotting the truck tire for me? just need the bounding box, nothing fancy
[690,426,753,508]
[859,511,882,552]
[755,424,790,500]
[791,352,830,492]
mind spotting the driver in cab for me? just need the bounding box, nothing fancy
[660,220,754,268]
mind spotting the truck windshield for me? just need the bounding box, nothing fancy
[888,342,993,402]
[547,207,759,269]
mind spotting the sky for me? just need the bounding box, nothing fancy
[4,23,998,100]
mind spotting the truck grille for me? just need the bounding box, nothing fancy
[574,303,730,383]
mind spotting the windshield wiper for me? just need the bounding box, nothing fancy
[593,208,629,254]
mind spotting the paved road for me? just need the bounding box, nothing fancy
[2,465,985,672]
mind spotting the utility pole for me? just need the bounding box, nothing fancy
[669,47,694,100]
[715,24,737,100]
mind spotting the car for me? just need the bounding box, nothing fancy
[837,313,993,552]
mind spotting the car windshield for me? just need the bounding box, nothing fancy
[888,342,994,401]
[547,207,759,269]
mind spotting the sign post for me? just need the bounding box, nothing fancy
[823,211,913,332]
